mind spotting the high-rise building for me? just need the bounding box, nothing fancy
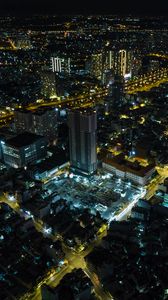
[109,75,124,107]
[102,69,114,86]
[117,50,127,77]
[51,56,71,74]
[40,71,57,98]
[68,109,97,175]
[31,108,58,140]
[14,108,58,141]
[103,50,114,71]
[103,49,133,77]
[87,52,103,80]
[51,50,89,76]
[14,109,32,133]
[70,54,88,75]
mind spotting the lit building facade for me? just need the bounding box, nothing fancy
[14,109,32,133]
[14,108,58,141]
[118,50,127,77]
[68,109,97,175]
[87,52,103,80]
[103,49,133,77]
[102,155,155,186]
[51,56,71,74]
[2,132,47,168]
[31,108,58,140]
[40,71,57,98]
[103,50,114,71]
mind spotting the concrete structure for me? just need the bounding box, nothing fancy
[2,132,47,168]
[31,108,58,140]
[68,109,97,175]
[51,55,71,74]
[88,52,103,80]
[14,109,32,133]
[14,107,58,140]
[40,70,57,98]
[102,154,155,186]
[103,49,133,77]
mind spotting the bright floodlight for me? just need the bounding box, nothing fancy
[24,210,33,218]
[8,194,15,201]
[121,191,126,197]
[58,260,65,266]
[43,227,52,235]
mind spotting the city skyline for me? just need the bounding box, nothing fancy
[0,13,168,300]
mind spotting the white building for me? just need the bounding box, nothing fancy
[51,56,71,74]
[102,156,155,186]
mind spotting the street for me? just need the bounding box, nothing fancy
[1,164,168,300]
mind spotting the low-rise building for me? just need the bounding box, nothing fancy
[102,154,155,185]
[2,132,47,168]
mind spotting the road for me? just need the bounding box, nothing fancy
[145,173,166,200]
[144,165,168,200]
[1,165,168,300]
[125,67,168,94]
[0,67,167,127]
[62,229,113,300]
[18,226,109,300]
[84,266,113,300]
[156,165,168,178]
[0,87,107,128]
[0,192,112,300]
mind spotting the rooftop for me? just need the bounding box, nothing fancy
[6,132,45,148]
[103,154,155,177]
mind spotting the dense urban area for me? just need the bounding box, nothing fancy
[0,14,168,300]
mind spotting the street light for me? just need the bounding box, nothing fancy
[43,227,52,235]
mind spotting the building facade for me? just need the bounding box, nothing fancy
[40,71,57,98]
[31,108,58,140]
[14,108,58,141]
[102,156,155,186]
[14,109,32,133]
[68,109,97,175]
[2,132,47,168]
[51,56,71,74]
[103,49,133,77]
[87,52,103,80]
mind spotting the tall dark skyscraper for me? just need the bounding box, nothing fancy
[68,109,97,175]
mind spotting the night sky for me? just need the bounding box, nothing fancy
[0,0,168,15]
